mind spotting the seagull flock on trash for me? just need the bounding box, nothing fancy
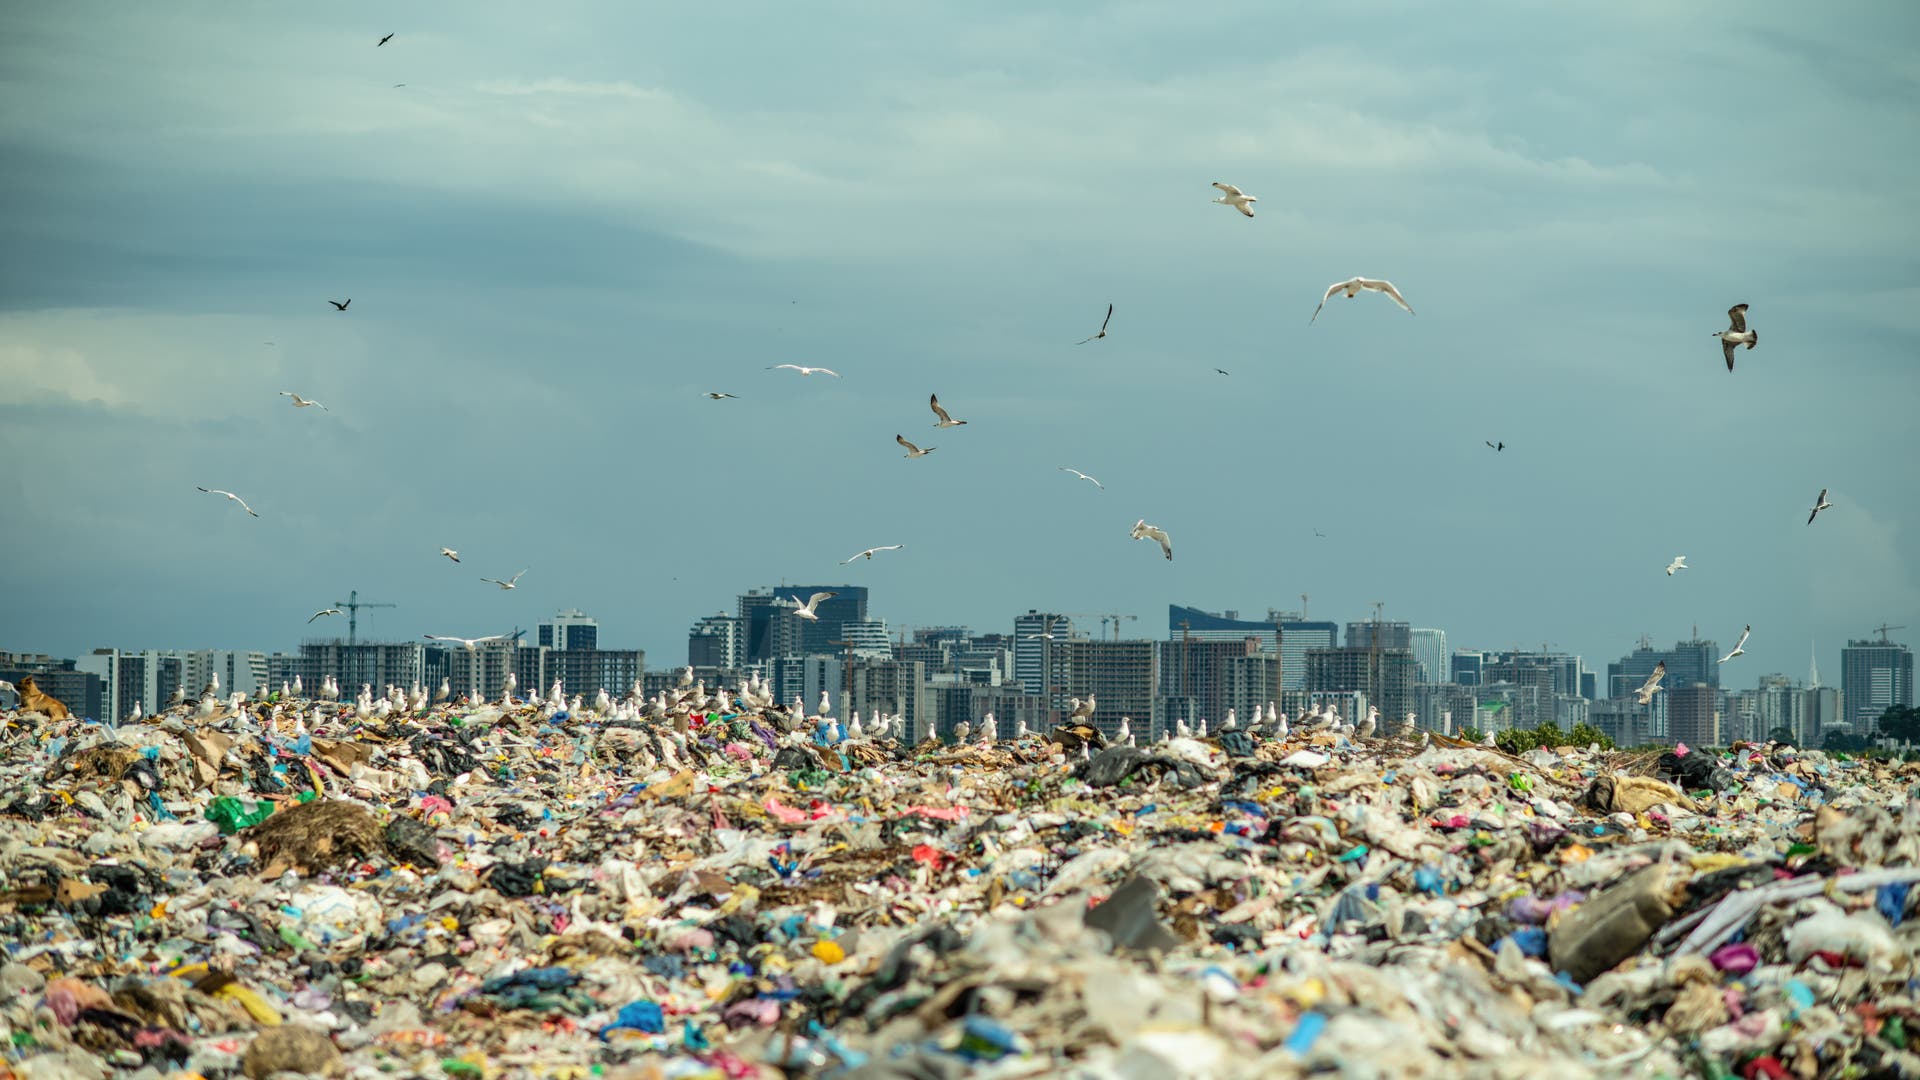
[167,31,1835,717]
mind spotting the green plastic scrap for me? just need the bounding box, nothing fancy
[206,796,274,835]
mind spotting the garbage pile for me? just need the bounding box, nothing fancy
[1,683,1917,1080]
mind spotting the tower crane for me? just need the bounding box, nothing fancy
[1064,612,1139,640]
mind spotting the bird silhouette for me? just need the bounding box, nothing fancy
[377,33,394,46]
[327,298,351,311]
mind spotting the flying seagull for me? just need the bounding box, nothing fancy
[1718,624,1752,664]
[1025,616,1060,641]
[704,392,739,400]
[1214,368,1230,375]
[327,298,351,311]
[308,608,343,623]
[1210,182,1257,218]
[439,548,460,563]
[1807,488,1833,525]
[768,364,839,377]
[840,544,905,565]
[1077,303,1114,344]
[1059,467,1104,491]
[1130,518,1173,561]
[1634,661,1667,705]
[1712,304,1758,373]
[791,591,837,620]
[197,487,259,517]
[481,569,527,590]
[929,394,967,428]
[1486,440,1504,451]
[1310,277,1415,323]
[377,32,394,46]
[1666,555,1688,576]
[425,634,511,650]
[278,391,328,411]
[896,434,935,458]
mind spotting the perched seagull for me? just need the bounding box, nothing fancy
[439,548,460,563]
[1130,518,1173,561]
[1058,467,1104,491]
[840,544,904,565]
[308,608,343,624]
[1485,441,1505,452]
[1718,625,1752,664]
[791,591,837,620]
[703,392,739,400]
[929,394,967,428]
[1635,661,1667,705]
[1712,304,1758,373]
[425,634,509,650]
[1807,488,1833,525]
[1077,303,1114,344]
[197,487,259,517]
[481,569,527,590]
[377,32,393,46]
[768,364,839,377]
[896,434,935,458]
[327,298,351,311]
[1210,182,1257,218]
[1666,555,1688,576]
[278,392,328,411]
[1310,277,1415,323]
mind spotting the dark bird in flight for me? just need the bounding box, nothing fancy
[1214,368,1230,375]
[378,33,394,46]
[327,299,351,311]
[1486,440,1505,451]
[1076,303,1114,344]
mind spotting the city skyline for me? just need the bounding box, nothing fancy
[2,3,1915,683]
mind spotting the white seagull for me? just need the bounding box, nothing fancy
[439,548,460,563]
[425,634,510,650]
[1310,277,1416,323]
[1807,488,1833,525]
[1666,556,1688,576]
[1635,661,1667,705]
[1024,616,1060,641]
[1130,518,1173,561]
[929,394,967,428]
[1077,303,1114,344]
[1711,304,1758,373]
[704,392,739,400]
[1718,625,1751,664]
[1211,182,1257,218]
[768,364,840,377]
[840,544,905,565]
[1058,467,1104,491]
[481,569,527,590]
[308,608,343,623]
[791,591,837,621]
[197,487,259,517]
[896,434,935,458]
[278,392,328,411]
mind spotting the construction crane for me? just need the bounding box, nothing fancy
[1064,612,1138,640]
[332,589,397,645]
[1871,623,1907,643]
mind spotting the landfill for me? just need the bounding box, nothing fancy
[1,680,1917,1080]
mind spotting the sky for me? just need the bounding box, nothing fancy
[2,1,1917,686]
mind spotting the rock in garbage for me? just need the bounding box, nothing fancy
[243,1025,342,1079]
[1086,875,1182,954]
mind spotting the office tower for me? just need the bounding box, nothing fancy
[1669,684,1718,748]
[77,649,185,722]
[840,620,892,660]
[843,657,931,742]
[1607,636,1719,699]
[1168,605,1279,653]
[1013,611,1072,694]
[1277,620,1337,691]
[295,641,426,697]
[426,639,519,701]
[1452,650,1484,687]
[539,610,598,652]
[1159,637,1266,730]
[1841,636,1913,730]
[1041,638,1158,740]
[1409,628,1448,684]
[688,613,744,669]
[1304,646,1417,728]
[1,652,104,720]
[1345,620,1412,651]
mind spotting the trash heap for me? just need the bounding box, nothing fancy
[1,693,1916,1080]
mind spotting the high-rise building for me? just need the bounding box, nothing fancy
[1415,683,1477,735]
[426,640,518,700]
[1277,621,1337,691]
[1754,674,1805,744]
[77,649,184,721]
[840,620,892,660]
[1168,605,1279,653]
[1670,684,1719,748]
[1346,621,1412,651]
[1841,637,1913,730]
[1013,611,1072,694]
[294,641,426,697]
[844,658,931,743]
[1608,636,1719,699]
[539,610,599,652]
[1304,646,1417,728]
[1159,637,1265,730]
[1041,638,1159,740]
[688,613,744,669]
[1409,628,1449,684]
[1452,650,1484,687]
[1,652,104,721]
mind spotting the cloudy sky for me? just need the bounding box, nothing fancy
[3,1,1916,686]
